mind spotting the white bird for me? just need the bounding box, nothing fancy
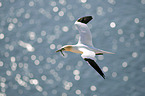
[56,16,114,79]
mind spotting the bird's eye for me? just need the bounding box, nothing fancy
[62,48,65,50]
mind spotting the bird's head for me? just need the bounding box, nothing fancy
[56,45,72,56]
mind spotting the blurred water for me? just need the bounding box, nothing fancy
[0,0,145,96]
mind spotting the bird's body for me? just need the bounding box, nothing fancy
[56,16,114,79]
[62,44,111,55]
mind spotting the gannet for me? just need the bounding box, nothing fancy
[56,16,114,79]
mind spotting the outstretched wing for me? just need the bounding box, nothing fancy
[75,16,93,46]
[84,58,105,79]
[79,48,105,79]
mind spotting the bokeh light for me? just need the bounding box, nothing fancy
[0,0,145,96]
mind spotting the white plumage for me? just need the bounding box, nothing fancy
[56,16,114,79]
[75,21,93,47]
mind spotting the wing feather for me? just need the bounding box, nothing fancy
[75,21,93,46]
[79,48,105,79]
[84,58,105,79]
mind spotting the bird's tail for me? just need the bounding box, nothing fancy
[97,49,115,54]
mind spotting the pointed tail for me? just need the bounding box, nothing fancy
[97,49,115,54]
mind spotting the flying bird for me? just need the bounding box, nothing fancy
[56,16,114,79]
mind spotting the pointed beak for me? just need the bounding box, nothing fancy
[56,49,61,53]
[56,48,65,56]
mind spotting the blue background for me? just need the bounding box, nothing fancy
[0,0,145,96]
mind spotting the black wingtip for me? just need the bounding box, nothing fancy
[102,75,105,79]
[77,16,93,24]
[84,58,105,79]
[99,72,105,79]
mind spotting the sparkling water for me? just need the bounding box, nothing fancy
[0,0,145,96]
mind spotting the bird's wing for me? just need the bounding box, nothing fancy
[84,58,105,79]
[79,48,105,79]
[75,21,93,47]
